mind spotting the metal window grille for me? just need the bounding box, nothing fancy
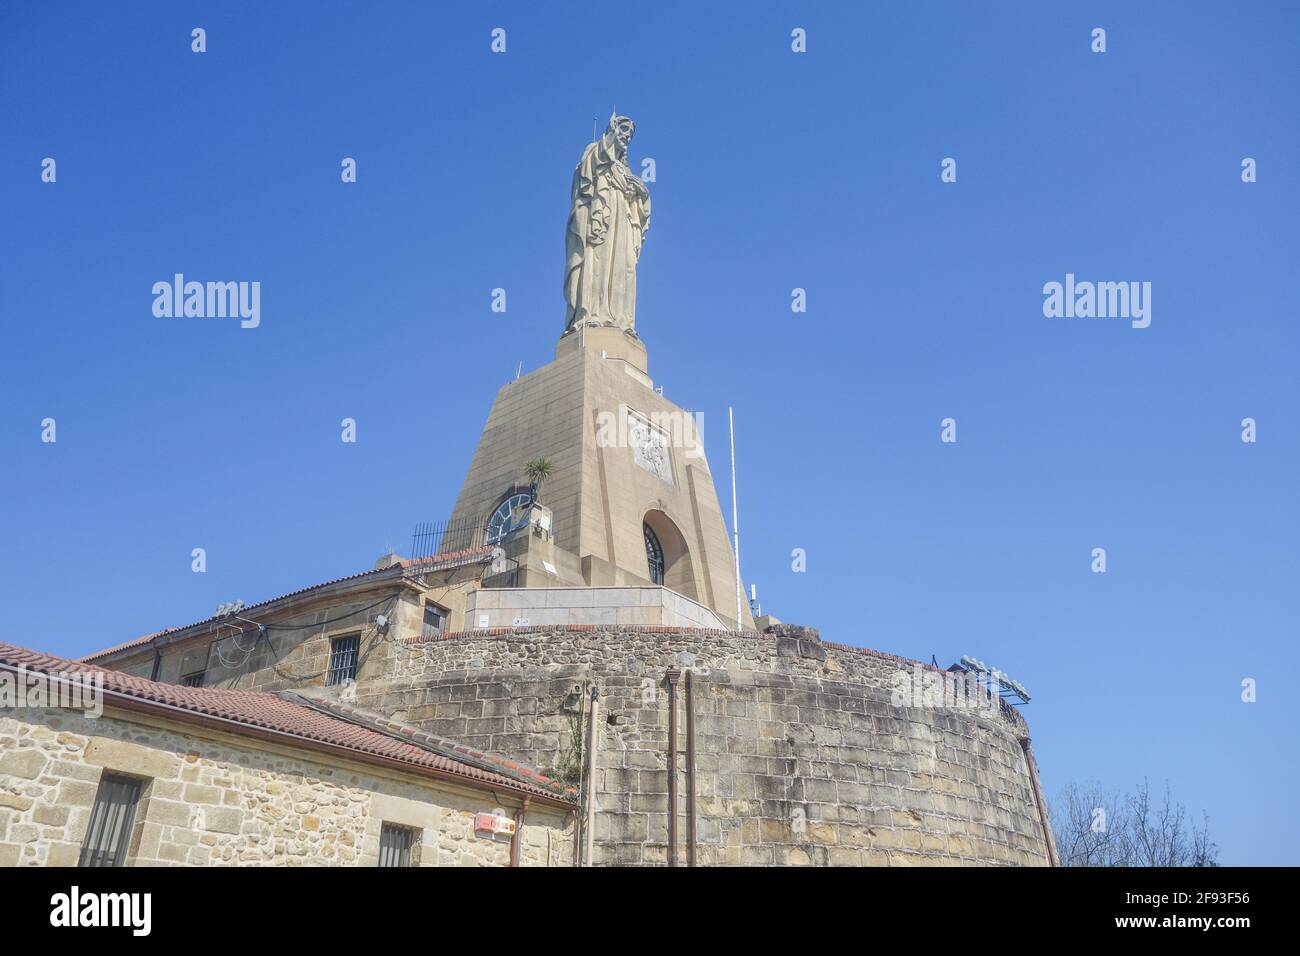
[180,671,205,687]
[644,523,665,585]
[78,773,143,867]
[378,823,416,867]
[422,603,448,639]
[326,634,360,686]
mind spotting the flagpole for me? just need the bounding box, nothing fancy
[729,406,742,631]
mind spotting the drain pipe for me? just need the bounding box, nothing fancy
[665,669,681,867]
[1018,736,1059,867]
[582,686,599,866]
[685,669,698,867]
[510,796,530,867]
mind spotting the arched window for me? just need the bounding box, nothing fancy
[644,522,665,585]
[642,509,697,599]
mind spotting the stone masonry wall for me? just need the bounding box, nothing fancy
[103,587,426,692]
[353,625,1052,866]
[0,706,572,867]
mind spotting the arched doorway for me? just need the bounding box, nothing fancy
[642,509,697,600]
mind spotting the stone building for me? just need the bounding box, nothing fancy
[0,118,1056,867]
[0,641,574,867]
[18,566,1054,866]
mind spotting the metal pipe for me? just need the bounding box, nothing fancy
[582,686,599,866]
[685,669,697,867]
[510,796,530,867]
[665,669,681,867]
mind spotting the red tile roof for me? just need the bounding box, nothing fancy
[79,546,500,663]
[292,694,567,795]
[0,640,572,807]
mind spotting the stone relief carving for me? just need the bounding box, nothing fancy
[628,410,672,484]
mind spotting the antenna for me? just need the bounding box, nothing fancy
[515,360,522,380]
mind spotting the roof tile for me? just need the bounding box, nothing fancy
[0,640,572,804]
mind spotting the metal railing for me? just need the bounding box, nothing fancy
[409,517,493,559]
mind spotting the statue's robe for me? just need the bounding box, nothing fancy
[563,132,650,333]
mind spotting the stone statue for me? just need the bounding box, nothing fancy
[563,114,651,334]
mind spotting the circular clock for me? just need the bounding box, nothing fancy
[485,493,532,545]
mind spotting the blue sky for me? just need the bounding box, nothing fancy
[2,2,1297,864]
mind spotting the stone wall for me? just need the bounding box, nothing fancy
[467,586,727,630]
[0,706,572,867]
[94,558,493,687]
[353,625,1053,866]
[105,590,426,692]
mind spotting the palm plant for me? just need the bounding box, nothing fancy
[524,457,553,503]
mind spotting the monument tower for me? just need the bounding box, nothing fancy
[447,115,753,629]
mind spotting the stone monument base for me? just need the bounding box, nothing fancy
[557,326,651,387]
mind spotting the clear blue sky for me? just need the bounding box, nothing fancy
[2,2,1296,864]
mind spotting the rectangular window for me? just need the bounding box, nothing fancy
[378,823,417,867]
[326,634,360,686]
[79,773,144,867]
[177,644,210,685]
[422,603,448,639]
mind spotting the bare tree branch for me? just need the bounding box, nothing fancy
[1051,778,1218,867]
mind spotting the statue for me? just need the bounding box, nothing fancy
[563,114,651,335]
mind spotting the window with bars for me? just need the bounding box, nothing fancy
[326,634,361,686]
[422,602,448,639]
[78,773,144,867]
[378,823,417,867]
[180,671,205,687]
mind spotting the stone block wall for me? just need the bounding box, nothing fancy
[353,625,1053,866]
[0,706,572,867]
[103,587,426,691]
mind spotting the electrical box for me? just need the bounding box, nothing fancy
[475,813,516,837]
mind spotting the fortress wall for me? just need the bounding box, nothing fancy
[356,625,1052,866]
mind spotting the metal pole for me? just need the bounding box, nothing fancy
[665,669,680,867]
[510,796,529,867]
[685,669,697,866]
[729,407,742,630]
[1019,736,1059,867]
[582,687,599,866]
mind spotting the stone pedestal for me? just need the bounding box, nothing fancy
[556,326,652,388]
[446,335,754,630]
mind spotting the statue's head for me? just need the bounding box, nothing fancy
[607,114,635,154]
